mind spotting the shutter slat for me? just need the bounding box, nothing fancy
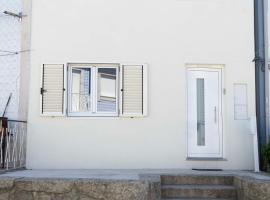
[41,64,65,115]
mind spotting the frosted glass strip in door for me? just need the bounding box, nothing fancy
[197,78,205,146]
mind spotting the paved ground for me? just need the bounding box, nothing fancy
[0,169,269,181]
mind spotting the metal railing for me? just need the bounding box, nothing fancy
[0,119,27,170]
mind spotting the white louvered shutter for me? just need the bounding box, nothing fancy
[120,64,148,117]
[41,64,65,116]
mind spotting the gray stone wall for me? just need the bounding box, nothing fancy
[0,177,158,200]
[234,175,270,200]
[0,173,269,200]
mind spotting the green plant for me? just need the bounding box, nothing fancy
[263,143,270,172]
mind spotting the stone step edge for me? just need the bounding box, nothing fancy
[160,175,234,185]
[161,175,234,185]
[162,198,236,200]
[161,184,236,190]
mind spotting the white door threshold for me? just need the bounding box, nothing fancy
[186,157,227,161]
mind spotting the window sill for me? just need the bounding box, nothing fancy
[67,113,118,117]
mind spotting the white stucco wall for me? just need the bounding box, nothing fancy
[27,0,255,170]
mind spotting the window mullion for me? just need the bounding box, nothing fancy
[92,67,97,114]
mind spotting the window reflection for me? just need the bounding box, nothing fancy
[71,68,91,112]
[97,68,117,112]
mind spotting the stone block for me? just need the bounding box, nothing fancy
[0,177,15,189]
[14,190,33,200]
[0,191,10,200]
[75,180,149,200]
[16,178,74,193]
[234,176,270,200]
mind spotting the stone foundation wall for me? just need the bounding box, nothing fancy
[0,177,160,200]
[234,175,270,200]
[0,174,269,200]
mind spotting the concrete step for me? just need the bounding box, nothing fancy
[161,175,234,185]
[162,199,236,200]
[161,184,237,199]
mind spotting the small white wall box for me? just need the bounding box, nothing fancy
[234,84,248,120]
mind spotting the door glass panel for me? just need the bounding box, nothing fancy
[71,68,91,112]
[97,68,117,112]
[197,78,205,146]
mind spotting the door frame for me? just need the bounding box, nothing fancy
[186,64,225,159]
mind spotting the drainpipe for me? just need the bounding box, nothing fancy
[264,0,269,143]
[254,0,269,171]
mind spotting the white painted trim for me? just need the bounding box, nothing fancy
[68,113,118,117]
[185,63,225,69]
[63,64,67,116]
[92,67,97,113]
[221,67,226,159]
[142,64,148,117]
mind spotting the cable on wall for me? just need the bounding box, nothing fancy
[0,49,30,57]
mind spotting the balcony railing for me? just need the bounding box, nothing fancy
[0,118,27,170]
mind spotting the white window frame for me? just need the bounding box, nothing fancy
[67,64,119,117]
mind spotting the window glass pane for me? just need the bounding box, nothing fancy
[197,78,205,146]
[71,68,91,112]
[97,68,117,112]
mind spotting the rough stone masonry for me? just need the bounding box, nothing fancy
[0,170,269,200]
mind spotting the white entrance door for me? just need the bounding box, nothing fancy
[187,68,223,158]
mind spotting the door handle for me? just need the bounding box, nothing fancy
[214,106,217,123]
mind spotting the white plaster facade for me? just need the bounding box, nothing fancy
[27,0,256,170]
